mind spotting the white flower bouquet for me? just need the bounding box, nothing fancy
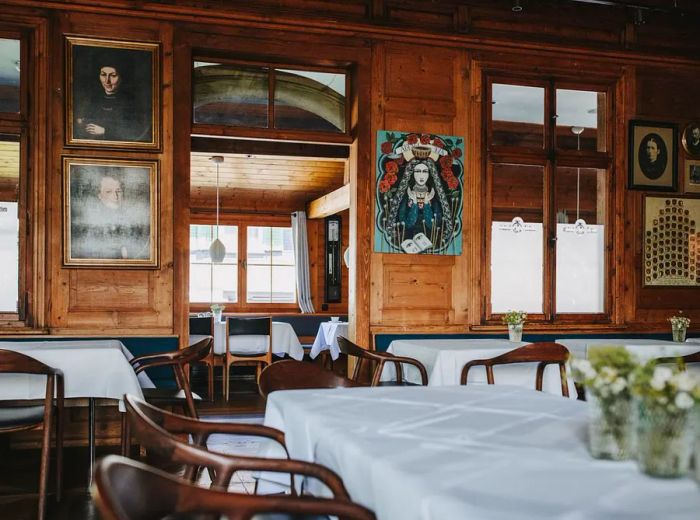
[631,360,700,477]
[669,315,691,329]
[570,346,638,460]
[501,310,527,325]
[210,303,225,313]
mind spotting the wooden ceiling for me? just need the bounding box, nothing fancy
[190,151,346,214]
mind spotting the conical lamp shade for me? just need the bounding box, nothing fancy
[209,238,226,263]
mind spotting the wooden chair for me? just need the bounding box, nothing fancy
[224,316,272,400]
[123,337,212,454]
[656,349,700,366]
[0,349,64,520]
[460,342,571,397]
[124,394,350,498]
[259,359,360,399]
[337,336,428,386]
[189,315,217,399]
[92,455,376,520]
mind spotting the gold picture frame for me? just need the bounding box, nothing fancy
[63,157,159,267]
[682,121,700,157]
[628,120,677,192]
[643,196,700,287]
[65,36,160,150]
[686,160,700,194]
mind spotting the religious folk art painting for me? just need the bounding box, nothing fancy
[374,131,464,255]
[63,157,159,267]
[65,37,160,149]
[643,197,700,287]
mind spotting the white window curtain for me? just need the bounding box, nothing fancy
[291,211,315,313]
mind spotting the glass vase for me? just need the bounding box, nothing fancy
[507,323,523,342]
[587,394,635,460]
[672,325,687,343]
[213,310,223,323]
[636,401,693,478]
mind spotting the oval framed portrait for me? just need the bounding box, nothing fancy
[682,121,700,157]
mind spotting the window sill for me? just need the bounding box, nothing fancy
[470,323,628,333]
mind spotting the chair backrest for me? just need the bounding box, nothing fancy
[259,360,359,398]
[460,342,571,397]
[124,394,350,497]
[656,349,700,366]
[93,455,376,520]
[177,336,214,364]
[0,349,56,376]
[227,316,271,336]
[189,316,214,336]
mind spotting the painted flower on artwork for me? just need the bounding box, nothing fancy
[407,133,419,145]
[381,141,394,154]
[452,148,462,158]
[385,160,399,175]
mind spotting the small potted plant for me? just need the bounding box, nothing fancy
[668,312,690,343]
[570,346,638,460]
[210,303,225,323]
[631,360,699,477]
[502,310,527,342]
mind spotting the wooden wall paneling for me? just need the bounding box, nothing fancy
[450,48,469,326]
[48,12,174,334]
[369,41,386,329]
[172,27,192,346]
[372,41,463,331]
[466,55,483,326]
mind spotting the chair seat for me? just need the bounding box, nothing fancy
[0,405,45,429]
[142,388,203,402]
[227,335,270,356]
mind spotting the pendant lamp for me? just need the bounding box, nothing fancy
[571,126,587,235]
[209,155,226,263]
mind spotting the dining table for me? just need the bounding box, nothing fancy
[263,384,700,520]
[556,338,700,362]
[0,339,147,480]
[309,320,348,360]
[190,320,304,361]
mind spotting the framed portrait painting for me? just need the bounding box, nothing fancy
[628,120,677,191]
[63,157,159,267]
[65,36,160,149]
[682,121,700,157]
[686,160,700,194]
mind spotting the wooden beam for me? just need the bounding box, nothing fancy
[306,184,350,219]
[191,136,350,159]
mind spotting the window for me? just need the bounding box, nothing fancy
[189,222,296,308]
[192,60,347,134]
[190,225,238,303]
[487,78,612,322]
[0,35,24,321]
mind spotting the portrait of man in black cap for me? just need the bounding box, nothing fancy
[67,38,158,147]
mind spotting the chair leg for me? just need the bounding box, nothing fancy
[208,362,214,402]
[54,402,64,503]
[38,409,52,520]
[223,361,230,401]
[121,412,130,457]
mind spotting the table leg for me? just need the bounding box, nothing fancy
[87,398,95,486]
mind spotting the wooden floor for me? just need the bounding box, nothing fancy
[0,372,266,520]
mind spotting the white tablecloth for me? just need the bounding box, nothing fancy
[193,321,304,361]
[310,321,348,360]
[0,340,146,410]
[385,338,567,395]
[556,338,700,362]
[264,385,700,520]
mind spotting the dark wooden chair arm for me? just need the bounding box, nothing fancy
[159,413,288,455]
[460,359,486,385]
[131,357,183,375]
[371,354,428,386]
[129,352,176,367]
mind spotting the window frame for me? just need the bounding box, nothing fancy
[191,54,352,144]
[483,74,615,326]
[189,213,298,313]
[0,28,30,325]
